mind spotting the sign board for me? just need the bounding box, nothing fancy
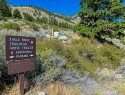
[6,35,36,61]
[8,58,35,75]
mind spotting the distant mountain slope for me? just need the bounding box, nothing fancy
[7,2,15,7]
[6,2,80,25]
[54,13,78,20]
[54,13,81,24]
[10,7,75,26]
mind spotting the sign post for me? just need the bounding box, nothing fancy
[19,72,24,95]
[6,35,36,95]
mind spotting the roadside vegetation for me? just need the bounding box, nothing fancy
[0,0,125,94]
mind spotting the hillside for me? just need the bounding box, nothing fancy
[6,2,80,25]
[10,6,75,26]
[54,13,81,24]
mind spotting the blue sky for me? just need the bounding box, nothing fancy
[6,0,81,15]
[6,0,125,16]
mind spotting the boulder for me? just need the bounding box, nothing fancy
[50,36,58,39]
[37,91,46,95]
[45,35,50,38]
[58,36,68,41]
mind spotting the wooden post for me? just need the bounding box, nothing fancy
[19,72,24,95]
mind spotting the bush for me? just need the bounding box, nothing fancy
[0,14,3,21]
[36,38,65,56]
[29,22,39,31]
[64,37,125,77]
[41,24,49,29]
[120,39,125,45]
[2,17,9,21]
[25,49,66,85]
[1,22,22,31]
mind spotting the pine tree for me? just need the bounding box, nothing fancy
[0,0,12,17]
[74,0,125,39]
[59,22,62,28]
[35,17,40,22]
[13,9,22,19]
[23,12,34,22]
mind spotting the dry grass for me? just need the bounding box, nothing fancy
[71,33,82,40]
[2,80,84,95]
[45,81,83,95]
[2,80,34,95]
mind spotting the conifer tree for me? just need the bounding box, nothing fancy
[13,9,22,19]
[0,0,12,17]
[74,0,125,39]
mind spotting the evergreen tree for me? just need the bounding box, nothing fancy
[74,0,125,39]
[64,22,68,28]
[0,0,12,17]
[13,9,22,19]
[59,22,62,28]
[35,17,40,22]
[23,12,34,22]
[33,13,36,17]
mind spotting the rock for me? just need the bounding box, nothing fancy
[58,36,68,41]
[7,19,15,23]
[115,74,123,80]
[0,20,5,25]
[62,40,65,44]
[37,91,46,95]
[50,36,58,38]
[45,35,50,38]
[97,44,103,48]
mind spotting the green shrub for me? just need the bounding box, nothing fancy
[65,37,125,77]
[1,22,22,31]
[29,22,39,31]
[2,17,9,21]
[100,43,125,69]
[25,48,65,83]
[0,14,3,21]
[36,38,65,56]
[41,24,49,29]
[120,39,125,45]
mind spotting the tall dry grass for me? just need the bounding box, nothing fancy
[45,81,83,95]
[2,80,83,95]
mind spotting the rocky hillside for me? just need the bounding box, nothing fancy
[7,2,80,25]
[54,13,81,24]
[9,6,75,26]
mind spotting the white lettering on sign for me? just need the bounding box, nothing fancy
[9,42,28,46]
[19,43,22,45]
[9,38,20,41]
[22,46,33,49]
[31,41,33,44]
[11,42,18,45]
[16,54,28,58]
[22,38,30,42]
[9,47,20,50]
[16,51,32,54]
[23,43,27,45]
[11,51,13,54]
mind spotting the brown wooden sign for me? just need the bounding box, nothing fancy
[6,35,36,61]
[8,58,35,75]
